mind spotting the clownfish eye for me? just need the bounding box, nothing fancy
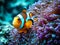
[18,18,20,20]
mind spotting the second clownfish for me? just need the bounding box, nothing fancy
[12,9,34,33]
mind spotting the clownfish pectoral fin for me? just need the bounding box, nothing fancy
[25,20,33,29]
[22,8,27,13]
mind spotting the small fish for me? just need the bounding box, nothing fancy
[12,9,33,33]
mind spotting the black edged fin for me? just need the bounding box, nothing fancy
[28,19,34,25]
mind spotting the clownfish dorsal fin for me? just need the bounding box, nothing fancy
[21,9,31,22]
[21,9,27,21]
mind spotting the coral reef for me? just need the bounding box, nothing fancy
[29,0,60,45]
[0,0,60,45]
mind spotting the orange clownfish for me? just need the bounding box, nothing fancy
[12,9,34,33]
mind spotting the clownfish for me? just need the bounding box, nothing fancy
[12,9,34,33]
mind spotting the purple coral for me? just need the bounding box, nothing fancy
[29,0,60,45]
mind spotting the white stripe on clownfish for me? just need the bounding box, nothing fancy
[26,12,31,21]
[17,14,24,29]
